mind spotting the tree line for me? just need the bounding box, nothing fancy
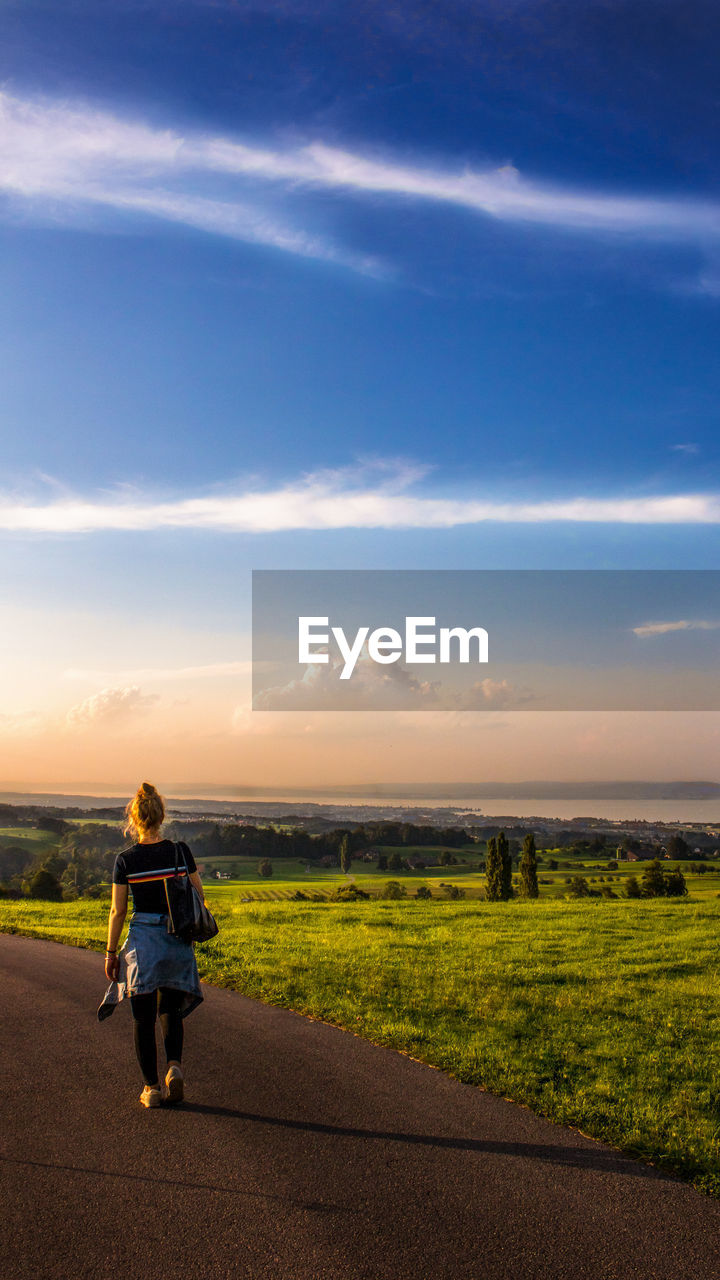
[0,823,124,900]
[164,818,480,863]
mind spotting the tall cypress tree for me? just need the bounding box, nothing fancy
[498,829,513,900]
[339,834,352,873]
[485,836,502,901]
[520,831,539,899]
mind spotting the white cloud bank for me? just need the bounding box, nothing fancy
[253,655,441,710]
[252,656,535,711]
[65,685,160,727]
[632,619,720,637]
[2,90,720,273]
[2,462,720,532]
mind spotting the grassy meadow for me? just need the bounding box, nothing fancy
[0,826,62,852]
[2,874,720,1198]
[191,847,720,903]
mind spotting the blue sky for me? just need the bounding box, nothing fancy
[1,0,719,788]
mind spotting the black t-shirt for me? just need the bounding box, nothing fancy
[112,839,198,914]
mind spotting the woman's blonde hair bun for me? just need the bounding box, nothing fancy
[124,781,165,841]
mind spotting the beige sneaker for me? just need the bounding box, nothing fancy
[164,1064,184,1105]
[139,1084,162,1109]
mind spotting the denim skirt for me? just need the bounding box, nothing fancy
[97,911,203,1021]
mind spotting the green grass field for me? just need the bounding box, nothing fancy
[2,889,719,1199]
[0,826,63,853]
[196,851,720,903]
[3,820,720,901]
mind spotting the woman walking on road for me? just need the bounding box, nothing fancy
[99,781,204,1109]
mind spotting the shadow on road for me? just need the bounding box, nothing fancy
[0,1153,356,1213]
[178,1103,674,1182]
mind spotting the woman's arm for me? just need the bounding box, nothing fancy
[189,869,206,902]
[105,882,128,980]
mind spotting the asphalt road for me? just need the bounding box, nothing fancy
[2,932,720,1280]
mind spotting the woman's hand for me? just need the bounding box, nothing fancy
[105,883,128,981]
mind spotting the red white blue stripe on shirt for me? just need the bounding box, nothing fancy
[126,867,188,884]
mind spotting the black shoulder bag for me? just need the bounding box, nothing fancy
[164,841,219,944]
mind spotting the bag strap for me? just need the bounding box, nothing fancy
[176,841,190,877]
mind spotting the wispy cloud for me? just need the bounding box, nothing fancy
[2,89,720,275]
[0,92,383,274]
[632,619,720,638]
[457,678,536,710]
[63,661,252,683]
[3,461,720,531]
[0,710,45,736]
[670,443,700,454]
[210,141,720,239]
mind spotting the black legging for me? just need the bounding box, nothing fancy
[130,988,184,1086]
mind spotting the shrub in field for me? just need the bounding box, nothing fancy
[664,869,688,897]
[380,880,406,900]
[439,882,465,900]
[28,869,62,901]
[258,859,273,878]
[641,859,667,898]
[415,885,432,900]
[600,885,618,899]
[332,884,370,901]
[625,875,642,899]
[640,864,689,898]
[568,875,592,898]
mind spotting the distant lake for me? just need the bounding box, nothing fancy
[4,788,719,826]
[215,793,720,825]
